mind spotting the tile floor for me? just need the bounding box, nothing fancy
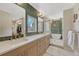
[44,46,74,56]
[43,38,79,56]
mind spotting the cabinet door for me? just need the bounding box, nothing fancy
[37,37,49,56]
[37,38,43,56]
[2,35,50,56]
[26,40,38,56]
[2,47,24,56]
[2,43,30,56]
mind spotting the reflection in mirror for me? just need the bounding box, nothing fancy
[12,18,24,39]
[0,10,12,41]
[27,15,37,32]
[38,17,44,33]
[38,22,43,33]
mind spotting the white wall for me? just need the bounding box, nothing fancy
[0,10,12,37]
[44,20,51,33]
[63,8,74,48]
[38,17,43,32]
[73,4,79,32]
[38,17,43,22]
[73,4,79,51]
[63,4,79,50]
[49,12,63,20]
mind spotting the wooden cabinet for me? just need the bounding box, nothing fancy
[2,35,50,56]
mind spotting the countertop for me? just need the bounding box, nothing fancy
[0,33,50,55]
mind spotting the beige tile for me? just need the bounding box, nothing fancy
[46,46,74,56]
[44,38,79,56]
[43,53,50,56]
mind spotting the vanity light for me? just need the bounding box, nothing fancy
[38,12,42,16]
[16,20,22,24]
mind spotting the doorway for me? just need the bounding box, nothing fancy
[50,18,63,46]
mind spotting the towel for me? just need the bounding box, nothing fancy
[67,31,74,49]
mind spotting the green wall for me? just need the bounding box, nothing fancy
[51,19,62,34]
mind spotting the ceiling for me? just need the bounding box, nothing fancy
[30,3,75,19]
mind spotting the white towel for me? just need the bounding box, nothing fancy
[67,31,74,49]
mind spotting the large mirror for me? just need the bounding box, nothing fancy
[0,4,25,41]
[38,22,43,32]
[26,15,38,35]
[38,17,44,33]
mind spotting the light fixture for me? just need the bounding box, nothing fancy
[16,20,22,24]
[37,12,42,16]
[17,3,23,5]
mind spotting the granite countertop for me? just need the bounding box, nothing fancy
[0,33,50,55]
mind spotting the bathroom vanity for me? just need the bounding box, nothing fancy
[0,33,50,56]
